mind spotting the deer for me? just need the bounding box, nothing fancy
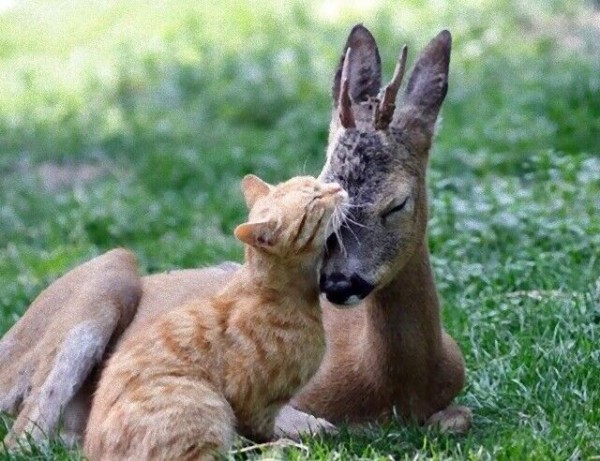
[291,25,470,430]
[0,24,470,448]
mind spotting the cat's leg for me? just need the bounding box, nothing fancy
[0,249,141,447]
[274,405,338,440]
[85,378,235,461]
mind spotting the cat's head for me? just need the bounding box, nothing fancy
[234,175,348,261]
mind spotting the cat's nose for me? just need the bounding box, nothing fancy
[320,272,374,306]
[324,183,343,195]
[326,183,347,204]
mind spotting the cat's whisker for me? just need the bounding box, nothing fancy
[336,208,349,257]
[336,229,347,257]
[333,201,368,231]
[337,211,362,247]
[326,211,341,241]
[328,214,347,258]
[345,224,362,246]
[342,213,368,230]
[327,204,357,253]
[344,202,368,210]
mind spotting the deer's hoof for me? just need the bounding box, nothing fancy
[427,405,472,434]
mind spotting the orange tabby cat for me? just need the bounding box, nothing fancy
[84,174,347,461]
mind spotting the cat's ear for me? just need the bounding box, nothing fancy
[241,175,272,209]
[234,221,278,248]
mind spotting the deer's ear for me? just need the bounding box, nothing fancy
[234,221,277,248]
[332,24,381,105]
[394,30,452,146]
[241,174,271,209]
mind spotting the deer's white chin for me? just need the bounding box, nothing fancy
[344,295,363,305]
[319,293,363,308]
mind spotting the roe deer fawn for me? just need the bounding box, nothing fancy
[291,25,470,431]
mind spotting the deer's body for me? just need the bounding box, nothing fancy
[0,25,470,447]
[296,244,465,424]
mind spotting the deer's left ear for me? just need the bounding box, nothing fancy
[234,221,277,248]
[394,30,452,147]
[241,174,272,209]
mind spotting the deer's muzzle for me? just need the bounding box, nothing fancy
[319,272,374,306]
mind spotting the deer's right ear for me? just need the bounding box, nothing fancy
[241,174,271,209]
[332,24,382,105]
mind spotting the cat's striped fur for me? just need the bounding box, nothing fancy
[84,175,347,460]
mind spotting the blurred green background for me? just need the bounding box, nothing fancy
[1,0,599,459]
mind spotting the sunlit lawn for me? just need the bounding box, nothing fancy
[1,1,599,459]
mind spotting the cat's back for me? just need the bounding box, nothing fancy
[94,299,223,395]
[121,265,238,343]
[85,300,226,459]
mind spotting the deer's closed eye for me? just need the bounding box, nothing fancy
[382,197,409,219]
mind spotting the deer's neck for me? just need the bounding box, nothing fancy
[362,240,443,381]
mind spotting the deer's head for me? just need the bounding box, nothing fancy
[319,25,451,306]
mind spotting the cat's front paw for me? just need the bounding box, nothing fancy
[426,405,472,434]
[274,405,337,440]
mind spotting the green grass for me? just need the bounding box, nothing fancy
[1,0,599,459]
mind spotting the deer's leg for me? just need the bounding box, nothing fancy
[292,326,470,433]
[0,249,142,447]
[426,405,472,433]
[425,330,471,433]
[59,375,96,447]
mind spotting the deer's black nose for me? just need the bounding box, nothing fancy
[320,272,374,306]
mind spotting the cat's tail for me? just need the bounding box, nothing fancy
[85,377,235,461]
